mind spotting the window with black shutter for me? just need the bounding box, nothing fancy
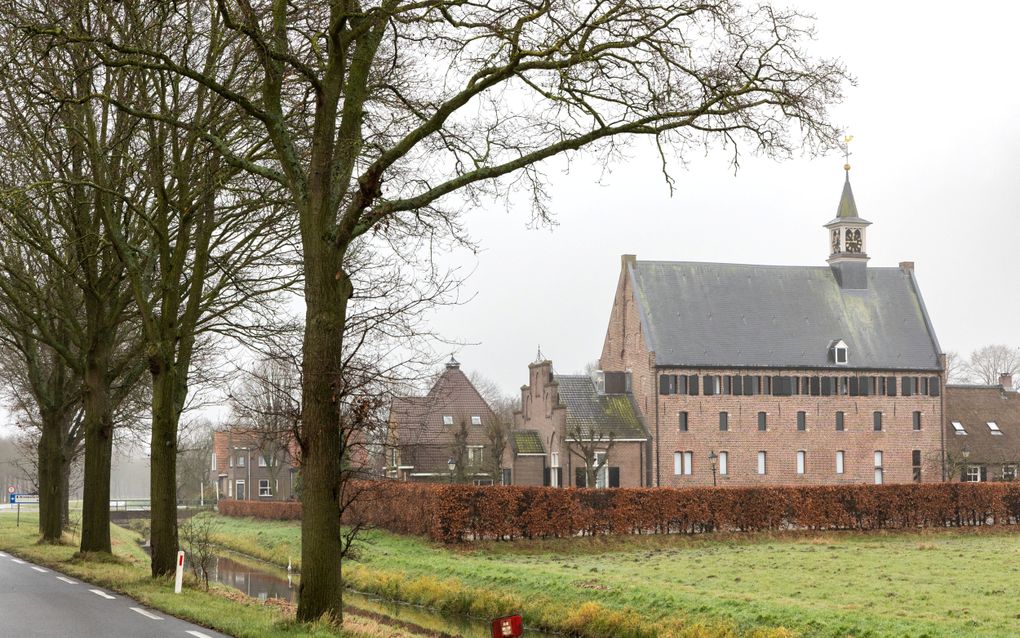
[758,411,767,431]
[609,467,621,488]
[980,466,988,482]
[502,468,512,485]
[679,412,689,432]
[689,375,700,395]
[839,377,849,395]
[821,377,833,396]
[677,375,688,395]
[849,377,860,396]
[811,377,821,396]
[920,377,929,395]
[722,376,732,395]
[555,468,563,487]
[913,411,922,431]
[860,377,873,396]
[886,376,897,396]
[719,412,729,431]
[802,377,811,395]
[793,377,800,395]
[732,375,743,395]
[835,411,845,431]
[901,376,914,396]
[929,377,940,396]
[783,377,796,396]
[704,376,717,395]
[575,468,587,488]
[873,411,883,431]
[763,376,772,394]
[797,411,807,431]
[659,375,674,395]
[543,468,551,486]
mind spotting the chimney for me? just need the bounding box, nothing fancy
[899,261,915,272]
[1000,372,1014,390]
[621,254,637,269]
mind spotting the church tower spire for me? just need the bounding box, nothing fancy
[825,136,871,289]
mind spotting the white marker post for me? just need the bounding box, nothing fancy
[174,551,185,594]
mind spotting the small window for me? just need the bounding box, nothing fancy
[471,415,482,425]
[912,450,922,483]
[797,411,806,431]
[719,412,729,431]
[964,465,982,482]
[718,451,728,475]
[912,411,922,431]
[211,453,217,471]
[259,455,268,467]
[987,422,1003,435]
[443,415,454,425]
[551,452,559,468]
[796,450,806,475]
[683,451,693,476]
[951,421,967,435]
[874,451,884,485]
[873,411,883,432]
[835,411,845,432]
[468,446,484,465]
[835,347,848,364]
[229,456,234,468]
[757,451,767,475]
[836,450,845,475]
[237,454,246,467]
[673,452,682,475]
[679,412,689,432]
[259,479,271,497]
[757,411,767,432]
[1003,465,1017,481]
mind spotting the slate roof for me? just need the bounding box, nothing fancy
[555,375,648,441]
[628,260,942,371]
[826,173,871,226]
[511,430,545,454]
[945,385,1020,464]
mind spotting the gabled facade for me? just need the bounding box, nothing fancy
[387,358,502,484]
[212,429,300,501]
[598,171,946,486]
[945,375,1020,482]
[512,359,651,488]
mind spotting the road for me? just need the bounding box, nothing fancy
[0,550,232,638]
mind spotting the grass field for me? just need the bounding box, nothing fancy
[0,511,419,638]
[200,513,1020,638]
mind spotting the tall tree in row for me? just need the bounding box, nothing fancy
[43,0,849,618]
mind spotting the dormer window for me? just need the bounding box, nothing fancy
[830,339,849,365]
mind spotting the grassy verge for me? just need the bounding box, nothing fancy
[200,512,1020,638]
[0,512,414,638]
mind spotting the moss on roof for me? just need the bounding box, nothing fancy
[512,430,544,454]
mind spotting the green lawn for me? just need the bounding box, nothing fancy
[200,513,1020,638]
[0,512,416,638]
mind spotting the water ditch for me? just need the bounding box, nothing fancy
[176,546,559,637]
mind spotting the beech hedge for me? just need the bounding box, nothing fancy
[220,481,1020,543]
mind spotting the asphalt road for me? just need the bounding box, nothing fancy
[0,550,233,638]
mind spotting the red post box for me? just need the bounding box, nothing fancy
[490,614,524,638]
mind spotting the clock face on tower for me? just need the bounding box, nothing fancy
[831,230,841,253]
[845,228,863,253]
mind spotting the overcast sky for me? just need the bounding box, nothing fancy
[430,1,1020,395]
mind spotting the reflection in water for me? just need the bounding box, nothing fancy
[208,553,558,638]
[212,555,297,603]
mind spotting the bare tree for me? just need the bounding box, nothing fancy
[31,0,849,618]
[179,515,218,590]
[176,419,216,504]
[963,345,1020,389]
[944,351,969,384]
[567,425,616,489]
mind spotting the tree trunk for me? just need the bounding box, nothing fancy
[149,356,180,576]
[60,450,72,528]
[296,256,349,622]
[79,341,113,554]
[37,413,63,542]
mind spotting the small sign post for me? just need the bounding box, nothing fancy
[174,551,185,594]
[490,614,524,638]
[9,494,38,527]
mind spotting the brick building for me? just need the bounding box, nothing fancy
[511,359,651,487]
[598,172,946,486]
[945,374,1020,482]
[387,357,503,484]
[212,429,299,501]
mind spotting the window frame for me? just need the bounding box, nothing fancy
[679,411,689,432]
[796,450,806,475]
[719,411,729,432]
[718,451,728,475]
[471,415,482,425]
[835,411,845,432]
[873,411,883,432]
[912,411,922,431]
[796,411,806,431]
[258,479,271,497]
[836,450,845,475]
[757,451,767,475]
[951,421,967,435]
[757,411,767,432]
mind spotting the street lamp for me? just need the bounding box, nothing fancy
[447,458,456,484]
[961,445,970,460]
[708,451,718,487]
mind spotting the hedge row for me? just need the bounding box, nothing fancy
[222,481,1020,543]
[218,498,302,520]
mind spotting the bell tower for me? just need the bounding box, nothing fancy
[825,137,871,289]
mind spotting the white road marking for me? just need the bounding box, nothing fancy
[89,589,115,600]
[31,566,47,573]
[0,552,8,557]
[131,607,162,620]
[186,632,213,638]
[11,558,25,564]
[56,576,77,584]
